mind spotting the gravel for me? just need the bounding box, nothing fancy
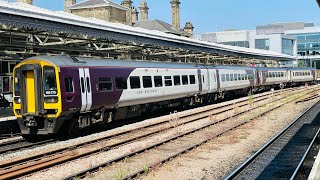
[138,98,320,180]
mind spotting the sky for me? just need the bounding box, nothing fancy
[12,0,320,34]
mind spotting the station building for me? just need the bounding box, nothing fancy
[200,22,320,68]
[200,23,302,67]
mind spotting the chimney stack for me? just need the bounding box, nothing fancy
[17,0,33,5]
[139,0,149,21]
[183,22,194,36]
[64,0,76,13]
[121,0,133,26]
[171,0,180,31]
[132,7,139,23]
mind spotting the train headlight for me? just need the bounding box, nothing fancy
[44,97,58,103]
[14,97,21,104]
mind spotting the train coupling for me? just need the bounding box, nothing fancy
[24,115,38,127]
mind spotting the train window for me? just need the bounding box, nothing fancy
[226,74,230,81]
[64,78,74,93]
[233,74,237,81]
[174,75,181,86]
[143,76,152,88]
[43,66,57,95]
[230,74,234,81]
[221,74,226,82]
[14,68,20,96]
[154,76,163,87]
[241,74,245,80]
[238,74,241,81]
[130,76,141,89]
[98,77,112,91]
[115,77,127,90]
[81,78,85,93]
[189,75,196,84]
[2,77,10,93]
[182,75,188,85]
[86,77,90,93]
[165,76,173,86]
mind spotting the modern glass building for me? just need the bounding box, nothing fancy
[286,27,320,68]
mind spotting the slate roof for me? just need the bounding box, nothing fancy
[68,0,128,11]
[133,19,182,36]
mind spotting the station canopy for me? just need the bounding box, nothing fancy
[0,1,295,65]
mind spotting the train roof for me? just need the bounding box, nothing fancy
[286,67,316,70]
[25,55,207,69]
[255,67,288,71]
[210,65,254,70]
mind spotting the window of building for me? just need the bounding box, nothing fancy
[182,75,188,85]
[189,75,196,84]
[143,76,152,88]
[255,39,270,50]
[282,39,294,55]
[154,76,163,87]
[130,76,141,89]
[98,77,112,91]
[174,75,181,85]
[165,76,173,86]
[64,78,74,93]
[115,77,127,90]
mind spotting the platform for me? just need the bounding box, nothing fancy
[0,108,15,122]
[309,150,320,180]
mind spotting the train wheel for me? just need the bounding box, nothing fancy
[62,119,80,138]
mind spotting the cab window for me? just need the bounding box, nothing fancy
[43,66,57,95]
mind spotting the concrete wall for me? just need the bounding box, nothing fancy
[249,33,297,56]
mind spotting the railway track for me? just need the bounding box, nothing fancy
[0,133,20,140]
[0,87,298,179]
[0,88,294,156]
[0,138,56,155]
[225,98,320,180]
[44,88,320,179]
[0,87,317,179]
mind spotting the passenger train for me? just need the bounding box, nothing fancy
[12,55,317,137]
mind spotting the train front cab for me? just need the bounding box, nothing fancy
[13,60,62,136]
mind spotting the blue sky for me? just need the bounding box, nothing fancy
[18,0,320,34]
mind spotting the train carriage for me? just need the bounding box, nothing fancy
[12,55,318,137]
[288,68,317,84]
[256,67,289,89]
[13,56,208,136]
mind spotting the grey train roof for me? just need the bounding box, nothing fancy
[255,67,288,71]
[25,55,205,69]
[23,56,317,71]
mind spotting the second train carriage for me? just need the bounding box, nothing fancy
[12,55,317,136]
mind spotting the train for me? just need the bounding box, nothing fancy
[0,74,13,107]
[12,55,317,137]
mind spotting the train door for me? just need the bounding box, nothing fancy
[197,69,202,93]
[79,68,92,112]
[19,64,43,114]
